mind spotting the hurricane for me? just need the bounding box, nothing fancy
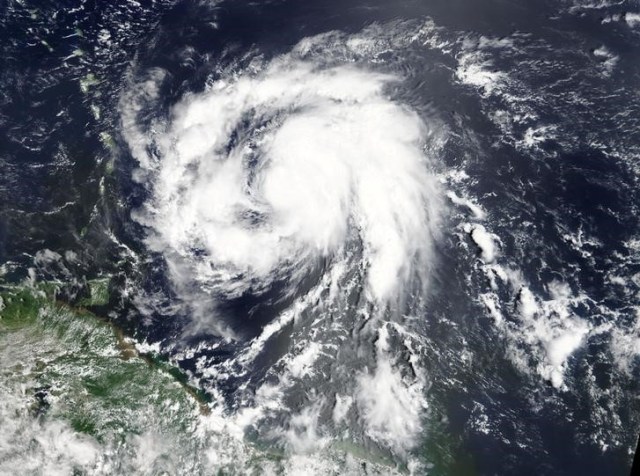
[120,36,445,468]
[124,58,442,318]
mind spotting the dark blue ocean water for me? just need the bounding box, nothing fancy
[1,0,640,474]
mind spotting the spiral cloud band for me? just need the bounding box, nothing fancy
[121,51,444,456]
[124,57,442,325]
